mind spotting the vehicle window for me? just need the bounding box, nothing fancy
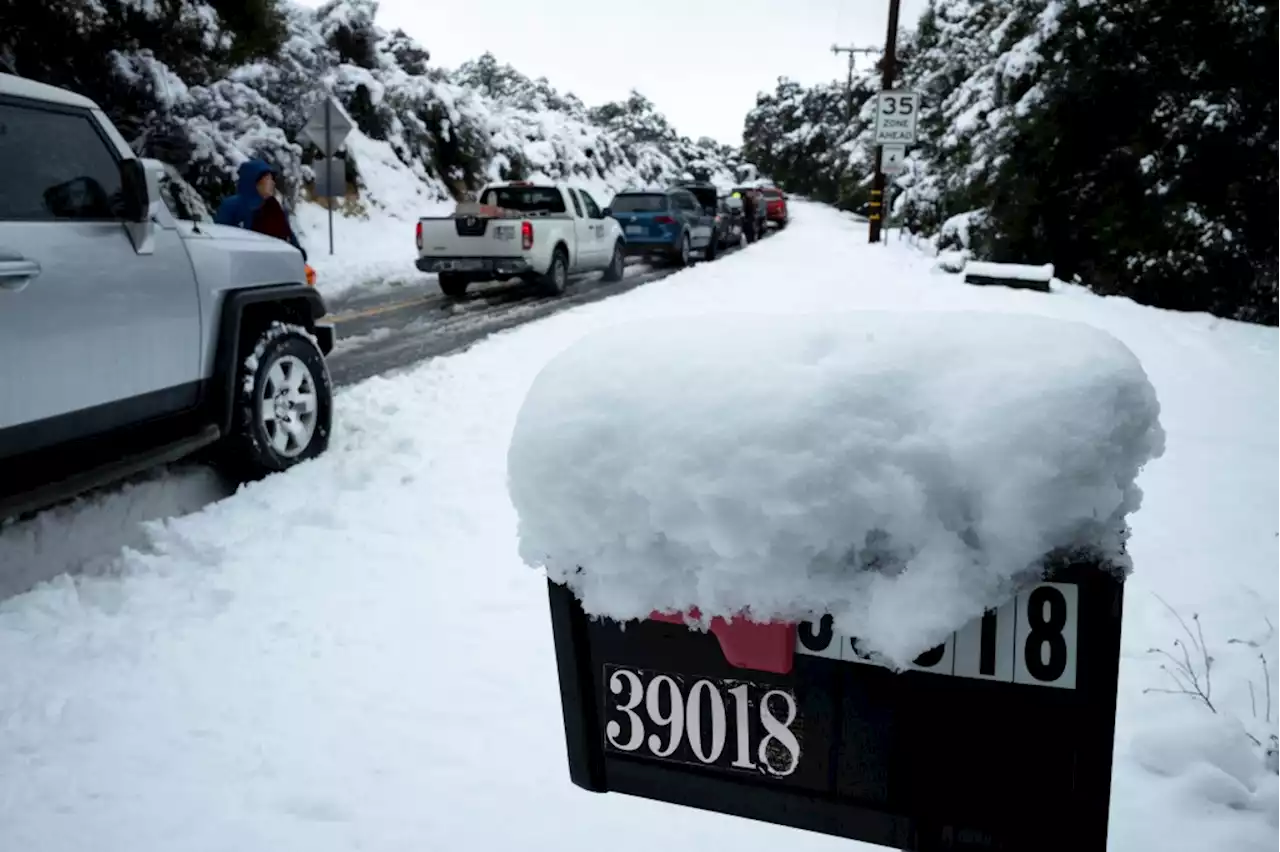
[579,190,603,219]
[0,103,123,221]
[675,191,699,211]
[686,187,718,211]
[156,165,212,223]
[762,188,783,199]
[567,188,584,218]
[610,193,668,213]
[478,185,567,215]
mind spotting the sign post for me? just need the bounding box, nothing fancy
[869,89,919,244]
[545,549,1123,852]
[300,94,354,256]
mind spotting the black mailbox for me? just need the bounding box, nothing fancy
[546,550,1123,852]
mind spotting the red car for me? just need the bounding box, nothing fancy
[761,186,788,228]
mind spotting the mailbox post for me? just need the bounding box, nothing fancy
[546,549,1123,852]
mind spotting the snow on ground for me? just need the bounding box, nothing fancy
[508,310,1163,667]
[1,202,1276,851]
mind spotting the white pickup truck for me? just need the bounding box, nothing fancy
[415,181,627,299]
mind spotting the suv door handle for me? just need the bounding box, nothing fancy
[0,258,41,290]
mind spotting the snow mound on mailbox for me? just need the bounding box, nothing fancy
[506,310,1165,667]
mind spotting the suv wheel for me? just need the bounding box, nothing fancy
[228,321,332,479]
[673,232,691,267]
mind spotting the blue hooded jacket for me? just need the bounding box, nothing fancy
[215,159,306,258]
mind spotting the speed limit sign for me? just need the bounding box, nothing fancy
[873,89,920,145]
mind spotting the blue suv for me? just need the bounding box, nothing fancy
[605,188,716,266]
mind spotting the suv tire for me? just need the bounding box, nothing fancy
[226,321,332,479]
[672,231,692,267]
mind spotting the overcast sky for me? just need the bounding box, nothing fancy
[298,0,928,145]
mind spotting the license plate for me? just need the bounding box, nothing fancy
[626,225,644,236]
[439,259,484,272]
[602,664,802,777]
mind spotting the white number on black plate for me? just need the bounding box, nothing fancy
[603,665,801,776]
[795,582,1078,689]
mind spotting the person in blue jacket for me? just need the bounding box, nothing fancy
[215,158,307,261]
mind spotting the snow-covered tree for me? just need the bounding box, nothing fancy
[0,0,752,216]
[738,0,1276,324]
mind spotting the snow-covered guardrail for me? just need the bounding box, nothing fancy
[507,309,1164,852]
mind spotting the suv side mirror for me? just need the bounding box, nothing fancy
[118,159,150,222]
[602,207,612,218]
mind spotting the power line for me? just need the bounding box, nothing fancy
[829,44,879,123]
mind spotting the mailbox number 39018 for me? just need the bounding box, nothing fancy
[796,582,1080,689]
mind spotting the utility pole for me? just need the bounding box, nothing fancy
[868,0,903,244]
[829,44,878,123]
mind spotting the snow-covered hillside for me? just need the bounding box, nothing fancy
[3,0,752,232]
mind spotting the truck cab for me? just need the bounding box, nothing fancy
[415,181,626,299]
[0,72,335,520]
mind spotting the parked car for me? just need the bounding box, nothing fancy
[606,188,715,266]
[0,73,335,521]
[671,181,736,257]
[761,186,789,228]
[415,181,625,299]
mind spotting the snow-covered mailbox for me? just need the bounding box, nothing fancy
[507,311,1164,852]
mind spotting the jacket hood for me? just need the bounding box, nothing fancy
[236,158,274,199]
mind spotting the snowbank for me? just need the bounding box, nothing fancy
[507,310,1165,666]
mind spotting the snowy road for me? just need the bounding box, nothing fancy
[326,257,678,386]
[0,204,1274,852]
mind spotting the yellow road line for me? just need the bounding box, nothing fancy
[328,295,430,325]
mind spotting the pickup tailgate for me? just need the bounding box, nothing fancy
[417,212,524,261]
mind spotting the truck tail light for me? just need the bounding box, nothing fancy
[654,215,675,225]
[521,220,533,250]
[415,221,422,250]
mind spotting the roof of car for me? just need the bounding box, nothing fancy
[0,72,99,109]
